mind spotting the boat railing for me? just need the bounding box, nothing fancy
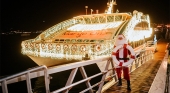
[74,13,131,24]
[123,11,150,40]
[146,40,157,47]
[146,40,157,52]
[0,65,50,93]
[0,50,154,93]
[33,18,78,41]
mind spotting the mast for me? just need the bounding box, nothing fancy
[106,0,117,14]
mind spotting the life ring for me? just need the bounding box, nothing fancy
[48,43,53,50]
[95,45,101,51]
[112,44,135,67]
[35,43,39,48]
[56,44,61,51]
[41,43,45,49]
[80,45,86,52]
[25,42,28,48]
[71,44,77,51]
[30,43,34,48]
[64,45,69,51]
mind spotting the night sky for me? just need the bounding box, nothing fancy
[1,0,170,32]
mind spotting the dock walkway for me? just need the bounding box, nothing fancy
[104,39,169,93]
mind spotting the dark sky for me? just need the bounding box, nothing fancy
[1,0,170,32]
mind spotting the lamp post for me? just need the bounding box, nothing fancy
[85,6,88,15]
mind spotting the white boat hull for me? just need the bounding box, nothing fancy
[28,44,150,67]
[28,55,81,67]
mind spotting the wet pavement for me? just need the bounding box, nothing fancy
[104,39,170,93]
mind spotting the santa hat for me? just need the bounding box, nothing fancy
[115,34,128,46]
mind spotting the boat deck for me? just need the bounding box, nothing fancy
[104,39,170,93]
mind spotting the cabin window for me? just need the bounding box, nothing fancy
[91,17,99,23]
[99,16,106,23]
[65,39,70,42]
[71,39,76,43]
[90,40,95,42]
[55,39,59,41]
[107,16,114,22]
[83,39,89,42]
[84,18,91,24]
[99,40,104,43]
[77,39,82,42]
[60,39,64,41]
[115,15,122,21]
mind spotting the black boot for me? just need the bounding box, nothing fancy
[117,78,122,86]
[127,80,131,90]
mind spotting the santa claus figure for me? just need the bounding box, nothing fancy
[112,34,135,91]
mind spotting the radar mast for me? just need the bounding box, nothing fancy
[106,0,117,14]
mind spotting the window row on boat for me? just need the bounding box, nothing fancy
[54,39,105,43]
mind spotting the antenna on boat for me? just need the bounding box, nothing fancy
[91,9,93,15]
[106,0,117,14]
[114,0,117,5]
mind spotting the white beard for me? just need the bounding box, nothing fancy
[115,35,128,46]
[115,40,126,46]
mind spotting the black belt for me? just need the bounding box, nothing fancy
[118,58,129,60]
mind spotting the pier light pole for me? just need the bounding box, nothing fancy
[85,6,88,15]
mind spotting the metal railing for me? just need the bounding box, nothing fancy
[0,50,153,93]
[146,40,157,52]
[0,65,49,93]
[146,40,157,47]
[165,50,170,93]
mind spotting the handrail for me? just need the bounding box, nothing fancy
[165,50,169,93]
[0,65,49,93]
[146,40,157,52]
[0,50,153,93]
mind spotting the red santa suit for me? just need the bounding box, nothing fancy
[114,45,131,80]
[113,35,131,80]
[112,34,135,90]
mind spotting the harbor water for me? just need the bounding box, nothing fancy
[1,34,38,93]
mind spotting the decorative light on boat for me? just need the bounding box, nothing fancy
[21,39,113,61]
[67,22,122,31]
[128,29,152,42]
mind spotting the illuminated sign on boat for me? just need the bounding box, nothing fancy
[56,30,114,39]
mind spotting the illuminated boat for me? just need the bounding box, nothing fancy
[21,0,153,67]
